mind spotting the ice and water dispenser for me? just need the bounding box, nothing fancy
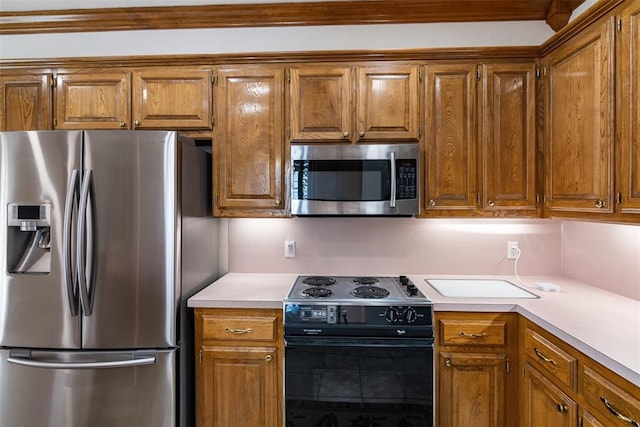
[6,203,52,274]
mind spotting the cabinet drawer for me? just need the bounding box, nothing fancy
[439,319,506,346]
[524,328,577,389]
[582,365,640,427]
[201,315,278,342]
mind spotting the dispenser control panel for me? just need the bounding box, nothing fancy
[8,203,51,231]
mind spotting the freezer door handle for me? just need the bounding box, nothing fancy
[7,354,156,369]
[63,169,80,316]
[77,169,97,316]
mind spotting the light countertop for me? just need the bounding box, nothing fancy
[188,272,640,387]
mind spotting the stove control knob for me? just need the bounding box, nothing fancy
[384,308,399,323]
[403,308,418,324]
[407,284,419,296]
[399,275,409,286]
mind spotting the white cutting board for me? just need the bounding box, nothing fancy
[425,279,539,298]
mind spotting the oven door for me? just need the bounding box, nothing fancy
[284,336,434,427]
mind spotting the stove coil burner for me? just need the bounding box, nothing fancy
[352,277,379,285]
[302,276,336,287]
[352,286,389,299]
[303,287,333,298]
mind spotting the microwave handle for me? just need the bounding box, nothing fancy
[390,151,397,208]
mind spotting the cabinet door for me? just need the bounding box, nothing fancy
[618,1,640,214]
[522,364,577,427]
[544,17,615,214]
[481,63,537,213]
[424,64,478,213]
[0,73,52,130]
[438,351,506,427]
[581,409,607,427]
[289,67,352,142]
[132,68,212,129]
[214,66,285,216]
[357,65,421,141]
[199,345,279,427]
[55,72,130,129]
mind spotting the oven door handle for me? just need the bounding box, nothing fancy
[285,336,434,349]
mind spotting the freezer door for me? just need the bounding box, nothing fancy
[80,131,178,349]
[0,348,175,427]
[0,131,82,349]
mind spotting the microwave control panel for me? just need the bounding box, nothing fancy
[397,160,417,199]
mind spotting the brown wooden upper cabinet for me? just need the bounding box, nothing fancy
[213,65,286,217]
[543,17,616,216]
[131,68,212,130]
[617,0,640,215]
[424,61,537,217]
[55,71,130,129]
[0,73,52,131]
[288,64,421,143]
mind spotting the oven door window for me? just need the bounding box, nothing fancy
[292,160,391,201]
[285,341,433,426]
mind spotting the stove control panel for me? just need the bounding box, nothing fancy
[397,275,426,298]
[285,303,433,326]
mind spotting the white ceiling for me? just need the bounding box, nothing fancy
[0,0,328,12]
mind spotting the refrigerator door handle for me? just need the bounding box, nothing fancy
[63,169,80,316]
[77,169,96,316]
[7,354,157,369]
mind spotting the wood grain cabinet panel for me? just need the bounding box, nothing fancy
[480,63,537,213]
[544,17,616,215]
[0,73,52,131]
[55,72,130,129]
[435,312,518,427]
[425,63,478,213]
[132,68,212,129]
[195,308,283,427]
[289,66,352,142]
[356,65,421,142]
[617,0,640,215]
[522,363,578,427]
[214,66,286,217]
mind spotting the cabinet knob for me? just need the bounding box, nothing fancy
[595,199,606,208]
[359,131,365,137]
[557,403,568,413]
[265,355,272,362]
[429,199,436,207]
[488,200,495,207]
[445,359,451,368]
[119,121,126,128]
[133,120,140,127]
[343,131,349,138]
[275,199,280,206]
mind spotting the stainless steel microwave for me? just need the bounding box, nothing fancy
[291,143,420,216]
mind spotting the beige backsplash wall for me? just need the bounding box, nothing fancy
[561,221,640,300]
[226,218,640,300]
[227,218,562,276]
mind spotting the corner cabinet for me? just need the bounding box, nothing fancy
[424,61,537,217]
[520,318,640,427]
[543,16,616,216]
[0,72,52,131]
[213,66,287,217]
[288,64,422,143]
[435,312,519,427]
[194,308,283,427]
[617,0,640,215]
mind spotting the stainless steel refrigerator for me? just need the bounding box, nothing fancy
[0,130,220,427]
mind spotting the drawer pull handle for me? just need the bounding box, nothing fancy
[224,327,253,335]
[533,347,557,365]
[459,332,487,339]
[557,403,568,413]
[601,397,639,426]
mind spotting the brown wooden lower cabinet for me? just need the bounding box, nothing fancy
[522,363,578,427]
[194,307,283,427]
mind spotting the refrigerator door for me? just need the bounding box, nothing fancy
[80,131,178,349]
[0,348,176,427]
[0,131,82,349]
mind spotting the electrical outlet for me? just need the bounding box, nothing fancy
[285,240,296,258]
[507,241,519,260]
